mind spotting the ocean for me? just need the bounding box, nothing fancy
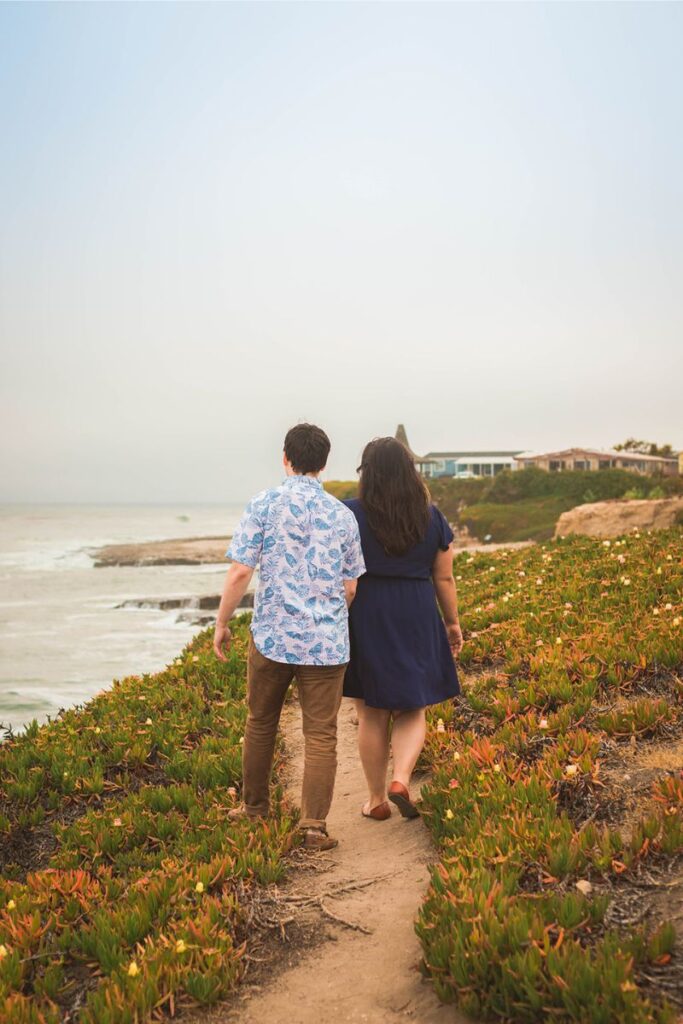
[0,504,246,735]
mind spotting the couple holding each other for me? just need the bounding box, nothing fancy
[213,423,463,850]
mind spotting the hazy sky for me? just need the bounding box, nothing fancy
[1,2,681,504]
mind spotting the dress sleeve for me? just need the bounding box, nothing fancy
[433,505,454,551]
[226,495,267,568]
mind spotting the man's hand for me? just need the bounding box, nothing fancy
[446,622,464,657]
[214,623,232,662]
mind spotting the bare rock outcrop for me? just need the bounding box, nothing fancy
[555,497,683,539]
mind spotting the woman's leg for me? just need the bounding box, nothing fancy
[354,699,392,811]
[390,708,427,789]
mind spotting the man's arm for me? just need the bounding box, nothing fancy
[213,561,255,661]
[431,545,463,655]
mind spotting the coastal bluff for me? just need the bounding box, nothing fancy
[93,536,231,567]
[555,496,683,539]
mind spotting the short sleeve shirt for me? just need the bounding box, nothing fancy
[227,476,365,665]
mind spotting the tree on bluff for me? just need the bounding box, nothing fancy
[614,438,676,458]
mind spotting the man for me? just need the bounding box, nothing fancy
[214,423,365,850]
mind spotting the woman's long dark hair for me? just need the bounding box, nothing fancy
[358,437,430,556]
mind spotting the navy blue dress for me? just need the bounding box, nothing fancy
[343,501,460,710]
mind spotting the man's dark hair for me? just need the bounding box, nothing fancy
[284,424,331,474]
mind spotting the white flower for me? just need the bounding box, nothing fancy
[145,718,152,726]
[565,602,572,609]
[565,764,579,776]
[436,718,445,734]
[539,718,549,730]
[602,540,611,547]
[453,751,461,761]
[674,617,680,627]
[653,608,659,616]
[665,603,672,611]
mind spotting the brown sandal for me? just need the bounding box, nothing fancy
[361,800,391,820]
[388,781,420,819]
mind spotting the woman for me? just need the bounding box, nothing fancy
[344,437,463,820]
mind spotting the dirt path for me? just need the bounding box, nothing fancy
[196,698,465,1024]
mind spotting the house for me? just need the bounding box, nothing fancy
[395,426,523,479]
[514,447,679,476]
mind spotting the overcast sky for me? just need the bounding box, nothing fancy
[1,2,681,504]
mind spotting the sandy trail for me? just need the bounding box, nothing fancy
[200,698,465,1024]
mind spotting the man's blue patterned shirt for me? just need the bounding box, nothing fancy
[226,476,365,665]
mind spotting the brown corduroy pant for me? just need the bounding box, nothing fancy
[242,634,346,830]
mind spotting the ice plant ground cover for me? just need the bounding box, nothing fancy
[0,618,296,1024]
[418,527,683,1022]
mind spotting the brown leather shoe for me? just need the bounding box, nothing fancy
[388,781,420,819]
[302,827,339,851]
[361,801,391,820]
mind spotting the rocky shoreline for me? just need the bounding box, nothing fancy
[94,534,531,568]
[93,535,231,567]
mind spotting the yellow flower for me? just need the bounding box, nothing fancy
[127,961,139,977]
[0,945,8,960]
[657,567,662,575]
[6,900,16,911]
[653,608,659,616]
[493,764,501,773]
[555,637,562,645]
[94,726,101,734]
[674,617,681,627]
[195,881,204,894]
[145,718,153,726]
[444,809,454,821]
[436,718,445,734]
[175,939,187,954]
[453,751,461,761]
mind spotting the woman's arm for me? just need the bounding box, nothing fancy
[431,544,464,655]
